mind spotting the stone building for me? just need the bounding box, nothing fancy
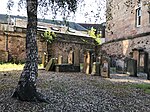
[100,0,150,58]
[0,14,95,63]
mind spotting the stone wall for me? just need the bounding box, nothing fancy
[0,32,5,51]
[48,33,95,63]
[106,0,149,41]
[0,30,47,63]
[0,27,95,63]
[99,34,150,58]
[102,0,150,57]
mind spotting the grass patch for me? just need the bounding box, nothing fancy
[0,63,43,71]
[130,83,150,94]
[0,63,24,71]
[110,67,116,74]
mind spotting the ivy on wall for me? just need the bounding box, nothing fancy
[43,30,56,43]
[88,27,101,45]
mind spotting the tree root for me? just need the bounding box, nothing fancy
[35,91,50,103]
[12,90,50,104]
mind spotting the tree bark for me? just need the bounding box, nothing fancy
[12,0,49,103]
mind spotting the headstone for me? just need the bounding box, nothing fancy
[68,50,74,64]
[42,52,47,68]
[124,57,130,73]
[116,59,125,74]
[55,58,58,64]
[58,55,63,64]
[74,49,80,66]
[55,64,80,72]
[85,51,91,74]
[147,59,150,80]
[145,54,149,80]
[83,54,87,73]
[133,49,139,66]
[141,51,148,73]
[110,57,116,67]
[100,56,110,78]
[126,58,137,77]
[83,49,94,74]
[45,58,55,71]
[91,62,100,76]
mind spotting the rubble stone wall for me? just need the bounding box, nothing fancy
[98,34,150,58]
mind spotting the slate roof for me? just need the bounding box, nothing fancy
[78,23,106,30]
[0,14,87,31]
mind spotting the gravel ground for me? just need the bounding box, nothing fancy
[0,70,150,112]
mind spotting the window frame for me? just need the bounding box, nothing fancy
[135,0,142,27]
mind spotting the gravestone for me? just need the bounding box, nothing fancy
[85,51,91,74]
[147,60,150,80]
[124,57,130,73]
[126,58,137,77]
[68,50,74,64]
[132,48,149,77]
[58,55,63,64]
[110,57,117,67]
[100,56,110,78]
[83,50,94,74]
[74,48,80,66]
[91,62,100,76]
[83,54,87,73]
[55,64,80,72]
[146,55,149,80]
[116,59,125,74]
[42,52,47,68]
[45,58,56,71]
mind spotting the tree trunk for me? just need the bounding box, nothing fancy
[12,0,49,103]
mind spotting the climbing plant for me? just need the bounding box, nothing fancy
[88,27,101,45]
[43,30,56,43]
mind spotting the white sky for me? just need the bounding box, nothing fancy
[0,0,106,24]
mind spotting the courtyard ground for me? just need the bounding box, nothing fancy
[0,69,150,112]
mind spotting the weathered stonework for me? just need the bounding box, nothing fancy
[102,0,150,57]
[48,33,95,63]
[0,25,95,63]
[0,29,47,63]
[99,35,150,57]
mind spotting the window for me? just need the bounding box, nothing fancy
[148,6,150,24]
[149,12,150,24]
[136,0,142,27]
[136,7,141,26]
